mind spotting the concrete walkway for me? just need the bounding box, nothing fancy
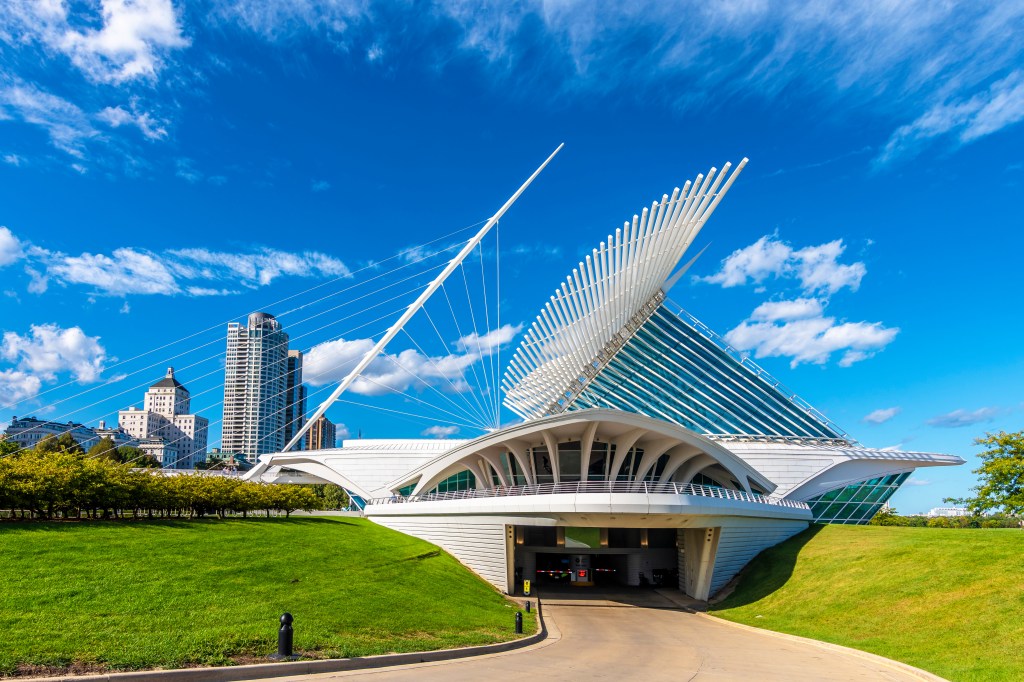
[249,589,941,682]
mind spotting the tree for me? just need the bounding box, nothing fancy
[117,446,161,468]
[946,431,1024,518]
[56,432,85,456]
[87,438,119,462]
[869,505,903,526]
[34,435,61,455]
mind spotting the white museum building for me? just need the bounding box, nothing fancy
[245,156,963,600]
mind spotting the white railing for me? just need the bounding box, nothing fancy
[705,433,852,447]
[368,480,810,510]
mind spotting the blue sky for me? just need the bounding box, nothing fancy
[1,1,1022,512]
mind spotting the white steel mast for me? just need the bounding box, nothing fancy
[283,143,564,451]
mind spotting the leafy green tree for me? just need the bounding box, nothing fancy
[946,431,1024,518]
[310,484,350,510]
[0,439,19,457]
[56,432,85,456]
[87,438,119,462]
[34,435,61,455]
[117,446,161,468]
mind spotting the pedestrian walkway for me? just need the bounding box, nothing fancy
[250,589,943,682]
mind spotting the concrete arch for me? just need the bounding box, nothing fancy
[389,408,774,496]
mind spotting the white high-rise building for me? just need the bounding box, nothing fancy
[118,367,208,468]
[222,312,292,462]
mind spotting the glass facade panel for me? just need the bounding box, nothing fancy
[533,447,555,484]
[588,442,609,480]
[508,453,526,485]
[615,449,634,481]
[571,306,843,439]
[430,469,476,494]
[691,472,725,488]
[560,442,582,482]
[807,472,910,525]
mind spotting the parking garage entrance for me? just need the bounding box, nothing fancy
[514,526,680,590]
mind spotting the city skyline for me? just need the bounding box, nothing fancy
[1,2,1022,513]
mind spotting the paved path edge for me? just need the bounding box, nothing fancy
[696,611,949,682]
[16,601,548,682]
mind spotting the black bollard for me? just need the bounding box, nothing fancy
[276,612,294,659]
[515,611,523,634]
[525,600,531,613]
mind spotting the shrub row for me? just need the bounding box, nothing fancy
[869,511,1021,528]
[0,439,326,521]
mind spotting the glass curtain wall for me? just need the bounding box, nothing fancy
[572,306,843,439]
[806,472,910,524]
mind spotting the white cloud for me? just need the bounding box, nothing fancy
[303,324,521,397]
[701,235,865,295]
[903,478,931,487]
[175,157,202,182]
[1,323,107,384]
[50,247,180,296]
[0,369,43,407]
[168,247,351,286]
[311,179,330,192]
[697,235,791,289]
[0,226,352,297]
[3,0,1020,170]
[422,425,459,438]
[510,243,562,259]
[3,153,24,166]
[792,241,866,295]
[208,0,366,41]
[211,1,1020,162]
[97,101,167,140]
[927,407,1001,429]
[303,337,479,396]
[25,267,48,294]
[724,300,899,368]
[863,407,901,425]
[184,286,238,296]
[0,82,97,158]
[879,70,1024,164]
[455,323,522,355]
[335,423,351,440]
[4,0,190,84]
[0,227,23,267]
[749,298,824,322]
[119,300,131,314]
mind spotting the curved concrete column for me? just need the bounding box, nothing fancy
[658,444,702,483]
[674,453,717,486]
[630,437,681,490]
[501,439,536,486]
[478,449,511,487]
[609,428,647,480]
[541,431,561,483]
[578,420,599,482]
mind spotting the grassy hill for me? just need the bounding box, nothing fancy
[710,525,1024,682]
[0,518,532,676]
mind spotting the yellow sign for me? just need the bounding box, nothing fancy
[523,579,531,596]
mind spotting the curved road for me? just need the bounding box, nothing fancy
[261,590,938,682]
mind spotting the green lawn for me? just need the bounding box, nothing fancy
[0,518,533,676]
[710,525,1024,682]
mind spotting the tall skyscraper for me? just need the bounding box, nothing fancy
[283,350,307,451]
[222,312,290,462]
[304,415,338,451]
[119,367,208,468]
